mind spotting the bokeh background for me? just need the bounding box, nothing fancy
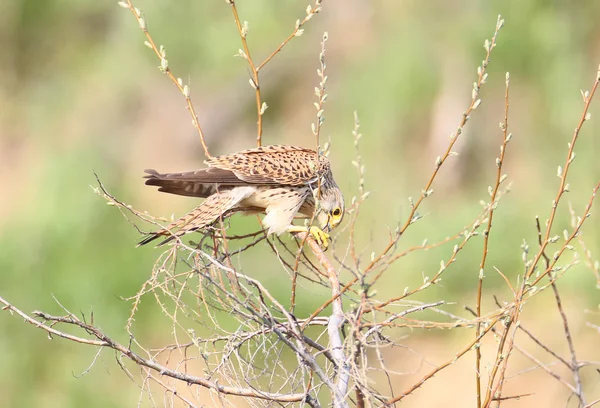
[1,0,600,407]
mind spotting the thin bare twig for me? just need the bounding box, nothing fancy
[118,0,211,158]
[256,1,323,71]
[311,32,328,147]
[524,65,600,283]
[228,0,264,146]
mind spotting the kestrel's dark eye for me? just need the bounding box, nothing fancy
[332,208,342,217]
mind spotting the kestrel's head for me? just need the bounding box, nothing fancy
[314,176,345,233]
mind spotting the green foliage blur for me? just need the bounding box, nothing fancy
[1,1,599,407]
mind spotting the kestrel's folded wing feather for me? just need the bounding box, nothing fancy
[138,186,256,246]
[144,168,248,198]
[206,145,329,186]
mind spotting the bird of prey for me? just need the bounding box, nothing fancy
[138,145,344,248]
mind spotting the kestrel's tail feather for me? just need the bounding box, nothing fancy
[138,186,255,246]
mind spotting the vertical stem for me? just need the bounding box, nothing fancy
[301,233,350,408]
[476,71,511,407]
[229,1,263,146]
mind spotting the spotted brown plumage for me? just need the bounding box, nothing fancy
[139,145,344,247]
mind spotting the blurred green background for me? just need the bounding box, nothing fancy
[1,0,600,407]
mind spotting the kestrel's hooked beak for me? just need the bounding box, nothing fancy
[323,213,335,233]
[323,218,332,233]
[315,209,331,233]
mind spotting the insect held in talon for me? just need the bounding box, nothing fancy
[138,145,345,248]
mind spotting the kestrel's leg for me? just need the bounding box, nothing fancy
[287,225,330,248]
[138,186,256,246]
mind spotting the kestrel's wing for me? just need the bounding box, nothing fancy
[144,146,330,199]
[144,168,249,198]
[206,145,329,186]
[138,186,256,246]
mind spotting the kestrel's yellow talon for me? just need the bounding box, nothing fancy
[309,226,330,248]
[287,225,330,248]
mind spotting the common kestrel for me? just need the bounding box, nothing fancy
[138,145,344,247]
